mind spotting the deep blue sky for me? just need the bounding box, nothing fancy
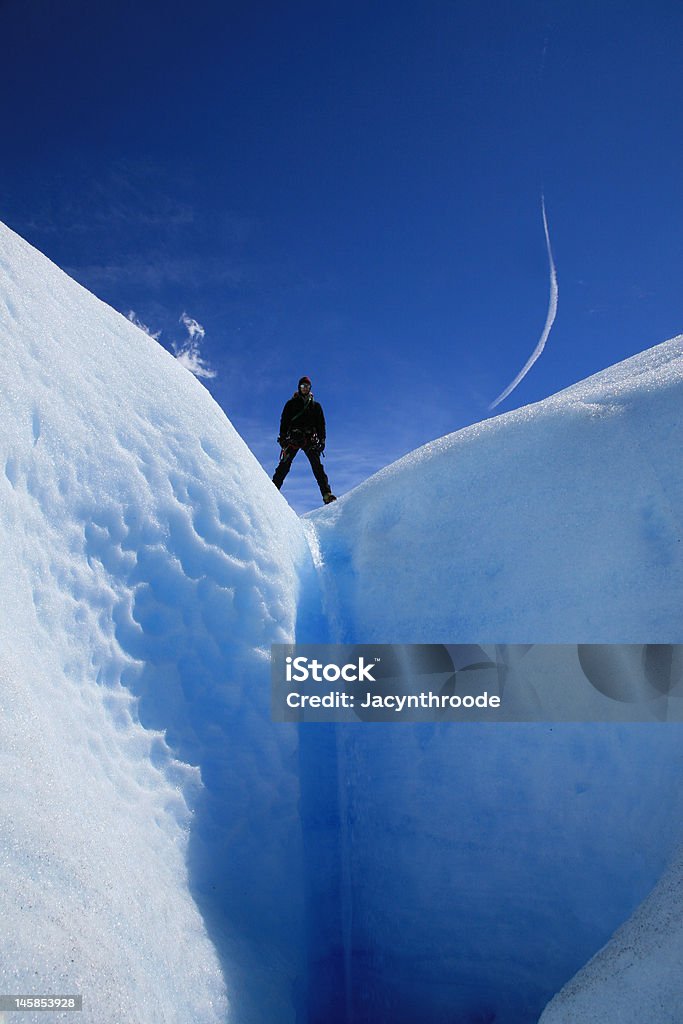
[2,0,682,510]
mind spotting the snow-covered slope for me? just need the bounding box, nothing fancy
[1,219,682,1024]
[301,342,683,1022]
[539,844,683,1023]
[308,336,683,642]
[0,221,320,1023]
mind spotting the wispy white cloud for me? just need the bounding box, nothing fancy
[127,309,217,381]
[126,310,161,341]
[172,314,216,380]
[179,313,205,342]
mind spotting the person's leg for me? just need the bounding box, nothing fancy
[304,448,331,497]
[273,447,298,489]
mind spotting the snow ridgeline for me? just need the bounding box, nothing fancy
[303,336,683,1023]
[308,335,683,643]
[0,218,682,1023]
[0,221,323,1024]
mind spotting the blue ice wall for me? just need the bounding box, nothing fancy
[296,336,683,1022]
[296,719,683,1024]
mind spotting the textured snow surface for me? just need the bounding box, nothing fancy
[539,845,683,1024]
[1,219,683,1024]
[309,335,683,643]
[0,222,318,1022]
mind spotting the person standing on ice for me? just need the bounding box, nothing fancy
[273,376,337,504]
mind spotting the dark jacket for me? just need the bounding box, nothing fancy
[279,392,326,445]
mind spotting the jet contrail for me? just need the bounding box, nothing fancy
[489,196,558,410]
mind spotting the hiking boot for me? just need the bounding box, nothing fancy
[322,492,337,504]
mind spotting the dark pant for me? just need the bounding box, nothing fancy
[273,445,330,496]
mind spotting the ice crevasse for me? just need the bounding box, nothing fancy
[0,218,682,1024]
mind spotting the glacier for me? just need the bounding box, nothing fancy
[0,218,682,1024]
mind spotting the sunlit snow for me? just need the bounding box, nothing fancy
[0,222,319,1023]
[1,220,682,1024]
